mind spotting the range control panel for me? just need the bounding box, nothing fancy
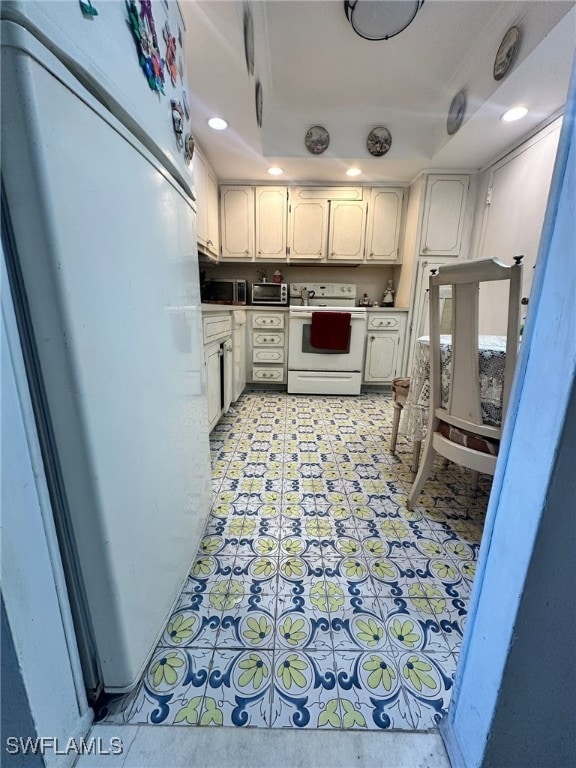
[289,283,357,300]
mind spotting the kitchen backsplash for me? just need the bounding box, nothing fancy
[200,263,401,306]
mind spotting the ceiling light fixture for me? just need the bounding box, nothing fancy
[267,167,284,176]
[344,0,424,41]
[346,168,362,176]
[207,117,228,130]
[501,106,528,122]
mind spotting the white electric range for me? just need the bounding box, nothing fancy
[288,283,367,395]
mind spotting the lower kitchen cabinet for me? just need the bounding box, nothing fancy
[203,313,233,430]
[249,311,287,383]
[363,312,407,383]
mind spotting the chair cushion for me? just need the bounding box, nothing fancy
[437,421,499,456]
[392,377,411,403]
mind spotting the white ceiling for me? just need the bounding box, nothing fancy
[181,0,576,184]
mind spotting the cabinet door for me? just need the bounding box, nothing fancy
[404,258,453,376]
[255,187,287,260]
[205,342,222,430]
[223,340,233,413]
[420,175,470,256]
[365,188,404,262]
[288,199,328,260]
[193,151,208,248]
[327,200,367,261]
[220,186,254,260]
[364,333,399,382]
[206,170,220,258]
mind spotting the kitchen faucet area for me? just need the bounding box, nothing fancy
[3,2,575,768]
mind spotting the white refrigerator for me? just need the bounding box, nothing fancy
[1,1,212,695]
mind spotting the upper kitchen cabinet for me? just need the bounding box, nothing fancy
[288,187,365,262]
[194,148,220,260]
[365,187,405,263]
[327,200,367,261]
[288,196,329,260]
[255,187,288,260]
[220,185,254,260]
[420,174,470,257]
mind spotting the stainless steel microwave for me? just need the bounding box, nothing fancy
[251,282,288,305]
[202,278,247,304]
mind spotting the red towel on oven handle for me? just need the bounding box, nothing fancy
[310,311,351,351]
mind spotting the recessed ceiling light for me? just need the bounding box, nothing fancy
[267,167,283,176]
[346,168,362,177]
[207,117,228,130]
[501,106,528,122]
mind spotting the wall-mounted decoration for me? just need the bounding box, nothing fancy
[305,125,330,155]
[182,90,190,120]
[243,3,255,76]
[494,26,520,81]
[255,80,263,128]
[447,89,466,135]
[163,21,178,86]
[366,126,392,156]
[126,0,165,93]
[170,100,184,148]
[184,134,195,166]
[79,0,98,17]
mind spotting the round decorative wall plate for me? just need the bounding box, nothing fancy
[367,126,392,157]
[494,26,520,81]
[447,89,466,136]
[255,80,263,128]
[305,125,330,154]
[243,4,255,77]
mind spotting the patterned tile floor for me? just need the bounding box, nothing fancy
[101,392,489,731]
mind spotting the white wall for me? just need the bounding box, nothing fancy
[470,118,561,334]
[1,251,92,767]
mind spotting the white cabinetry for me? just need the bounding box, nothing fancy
[288,189,367,262]
[288,198,328,260]
[203,313,233,430]
[220,185,254,260]
[232,310,247,402]
[365,187,405,263]
[250,311,286,383]
[363,313,407,384]
[194,148,219,260]
[255,187,288,260]
[420,174,470,256]
[327,200,367,261]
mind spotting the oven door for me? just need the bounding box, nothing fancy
[288,309,366,371]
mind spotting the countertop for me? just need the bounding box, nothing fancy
[201,303,408,313]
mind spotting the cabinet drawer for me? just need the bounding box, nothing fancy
[253,348,285,364]
[252,366,284,382]
[203,315,232,344]
[252,313,285,329]
[367,315,401,331]
[253,331,283,346]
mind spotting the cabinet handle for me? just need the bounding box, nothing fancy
[422,246,429,253]
[330,251,335,256]
[317,251,322,256]
[245,250,249,255]
[370,336,375,341]
[258,250,262,255]
[207,239,213,246]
